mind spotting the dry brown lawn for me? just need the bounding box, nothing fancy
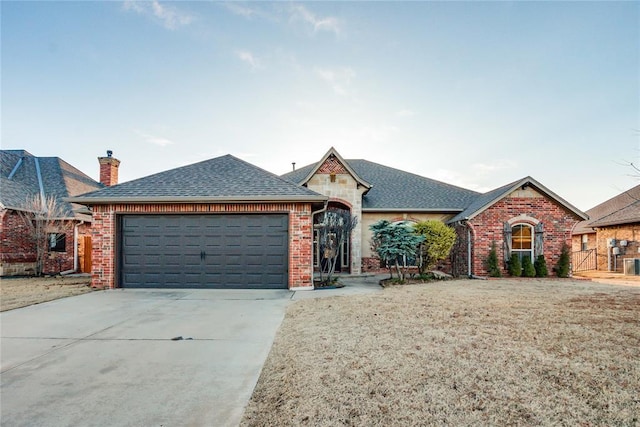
[242,278,640,426]
[0,276,93,311]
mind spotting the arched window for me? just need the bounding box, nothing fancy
[511,224,534,265]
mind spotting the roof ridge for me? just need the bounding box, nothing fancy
[224,154,320,189]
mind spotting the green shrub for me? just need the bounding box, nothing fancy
[534,255,548,277]
[508,253,522,277]
[485,242,502,277]
[556,244,570,278]
[522,256,536,277]
[413,220,457,275]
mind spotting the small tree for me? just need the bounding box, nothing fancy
[413,220,457,275]
[16,195,69,276]
[316,208,357,285]
[485,241,502,277]
[556,244,571,278]
[522,256,536,277]
[370,220,424,281]
[508,253,522,277]
[534,254,548,277]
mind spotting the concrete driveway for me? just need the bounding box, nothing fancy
[1,288,292,426]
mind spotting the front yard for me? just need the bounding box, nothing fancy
[0,276,93,311]
[242,278,640,426]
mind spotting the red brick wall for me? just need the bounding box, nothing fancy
[467,197,581,277]
[42,221,75,274]
[90,203,314,289]
[317,155,348,174]
[0,209,36,266]
[0,209,76,275]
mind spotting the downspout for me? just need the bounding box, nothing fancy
[61,220,84,275]
[467,225,472,278]
[310,201,329,288]
[72,221,85,273]
[34,158,47,275]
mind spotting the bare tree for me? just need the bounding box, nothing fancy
[316,208,357,285]
[16,195,69,276]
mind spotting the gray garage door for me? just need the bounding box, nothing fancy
[119,214,288,289]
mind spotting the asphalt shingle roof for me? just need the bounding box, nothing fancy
[282,159,480,211]
[72,154,325,203]
[574,184,640,232]
[0,150,103,218]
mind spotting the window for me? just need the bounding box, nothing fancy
[511,224,533,265]
[581,234,588,251]
[48,233,66,252]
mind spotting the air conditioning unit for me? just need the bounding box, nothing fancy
[623,259,640,276]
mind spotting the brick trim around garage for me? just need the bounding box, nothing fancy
[91,202,313,289]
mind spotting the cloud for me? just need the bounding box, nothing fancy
[315,67,355,95]
[289,4,341,35]
[235,50,262,70]
[223,3,258,19]
[135,130,174,147]
[123,0,193,30]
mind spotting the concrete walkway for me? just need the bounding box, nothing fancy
[0,277,383,426]
[292,274,385,301]
[573,270,640,287]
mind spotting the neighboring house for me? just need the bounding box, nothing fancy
[0,150,105,276]
[571,184,640,273]
[71,147,587,290]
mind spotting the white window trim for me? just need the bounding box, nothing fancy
[512,223,534,260]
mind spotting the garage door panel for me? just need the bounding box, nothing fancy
[143,255,162,267]
[120,214,288,289]
[163,253,182,266]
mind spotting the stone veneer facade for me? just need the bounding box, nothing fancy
[90,202,314,289]
[304,155,368,275]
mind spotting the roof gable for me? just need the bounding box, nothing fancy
[294,147,371,190]
[70,154,326,204]
[447,176,588,224]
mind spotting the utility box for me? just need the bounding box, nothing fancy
[623,259,640,276]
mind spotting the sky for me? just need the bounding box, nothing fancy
[2,1,638,212]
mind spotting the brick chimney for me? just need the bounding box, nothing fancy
[98,150,120,186]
